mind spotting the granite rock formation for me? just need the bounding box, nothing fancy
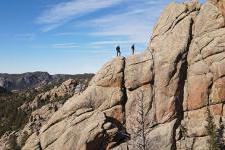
[2,0,225,150]
[0,79,90,150]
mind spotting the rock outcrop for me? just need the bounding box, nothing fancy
[0,79,90,150]
[24,57,128,150]
[3,0,225,150]
[20,79,82,112]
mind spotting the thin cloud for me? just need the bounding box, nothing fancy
[53,43,79,49]
[53,32,78,36]
[38,0,168,50]
[90,50,113,54]
[92,40,131,45]
[36,0,123,31]
[41,23,63,32]
[91,24,152,43]
[88,2,163,44]
[14,33,35,40]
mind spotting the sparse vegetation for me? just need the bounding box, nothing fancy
[21,131,29,146]
[0,91,37,136]
[179,121,188,149]
[205,107,220,150]
[0,74,93,137]
[130,91,148,150]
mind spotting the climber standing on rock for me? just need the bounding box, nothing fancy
[131,44,135,55]
[116,45,121,56]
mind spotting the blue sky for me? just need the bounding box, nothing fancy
[0,0,205,74]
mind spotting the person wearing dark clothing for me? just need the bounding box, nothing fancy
[116,46,121,56]
[131,44,135,55]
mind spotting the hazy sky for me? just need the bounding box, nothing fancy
[0,0,205,74]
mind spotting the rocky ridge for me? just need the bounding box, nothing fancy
[0,72,94,91]
[3,0,225,149]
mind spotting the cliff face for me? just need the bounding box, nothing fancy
[17,0,225,150]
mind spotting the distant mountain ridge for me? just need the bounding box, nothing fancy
[0,72,94,91]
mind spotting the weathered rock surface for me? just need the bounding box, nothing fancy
[21,57,128,150]
[2,0,225,150]
[20,79,81,112]
[0,79,90,150]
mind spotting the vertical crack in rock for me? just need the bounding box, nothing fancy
[172,8,205,149]
[150,50,157,129]
[121,57,128,127]
[173,17,195,149]
[122,51,155,150]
